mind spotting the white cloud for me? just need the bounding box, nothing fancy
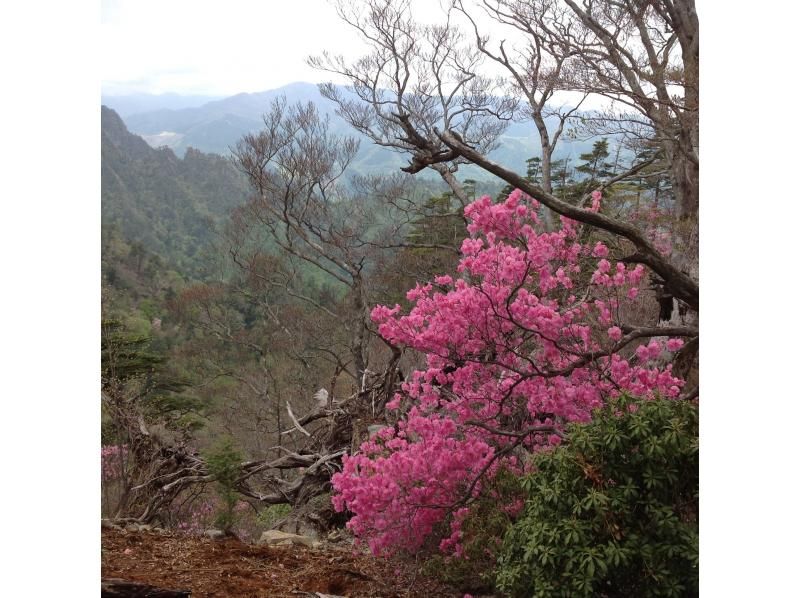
[101,0,373,95]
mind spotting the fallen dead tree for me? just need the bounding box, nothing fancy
[107,359,402,528]
[101,579,191,598]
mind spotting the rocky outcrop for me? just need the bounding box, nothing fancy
[257,530,321,549]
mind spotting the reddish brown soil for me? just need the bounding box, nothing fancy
[101,528,462,597]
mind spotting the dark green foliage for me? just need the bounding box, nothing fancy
[495,396,698,598]
[575,139,614,184]
[631,141,674,210]
[423,469,524,594]
[101,317,204,435]
[497,156,543,200]
[205,438,244,533]
[406,191,465,248]
[550,157,576,200]
[101,318,164,387]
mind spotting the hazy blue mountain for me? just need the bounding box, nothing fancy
[122,83,338,155]
[118,82,594,181]
[101,93,225,118]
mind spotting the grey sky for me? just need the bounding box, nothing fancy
[101,0,398,96]
[101,0,608,112]
[100,0,553,95]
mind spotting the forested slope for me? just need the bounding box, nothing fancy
[102,106,250,276]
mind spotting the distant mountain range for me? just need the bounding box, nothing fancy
[104,82,595,181]
[101,93,225,118]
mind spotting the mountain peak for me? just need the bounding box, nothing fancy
[101,106,154,160]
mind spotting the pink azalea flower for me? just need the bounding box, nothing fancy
[667,338,685,352]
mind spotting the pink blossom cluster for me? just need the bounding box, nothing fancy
[101,444,128,481]
[176,499,215,535]
[174,497,251,536]
[332,190,686,556]
[627,205,676,256]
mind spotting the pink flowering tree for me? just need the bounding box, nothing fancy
[332,189,695,556]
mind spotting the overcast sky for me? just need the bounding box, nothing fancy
[101,0,449,96]
[103,0,626,116]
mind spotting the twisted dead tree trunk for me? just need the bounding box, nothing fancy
[109,361,403,527]
[101,579,191,598]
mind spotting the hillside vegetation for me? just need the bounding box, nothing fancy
[102,106,250,276]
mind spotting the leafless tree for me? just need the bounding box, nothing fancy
[448,0,697,265]
[543,0,698,222]
[230,98,485,384]
[452,0,591,226]
[229,99,373,381]
[308,0,516,210]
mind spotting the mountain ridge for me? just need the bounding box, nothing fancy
[101,106,251,276]
[113,82,594,180]
[101,93,226,118]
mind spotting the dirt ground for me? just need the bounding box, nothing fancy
[101,527,463,597]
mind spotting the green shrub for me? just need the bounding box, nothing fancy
[422,468,524,593]
[257,503,292,528]
[204,438,243,533]
[495,396,698,597]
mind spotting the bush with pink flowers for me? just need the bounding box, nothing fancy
[332,190,688,557]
